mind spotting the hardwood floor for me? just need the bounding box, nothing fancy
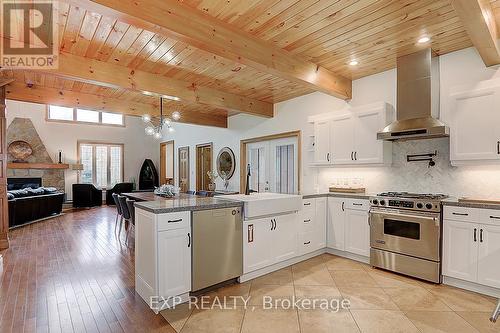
[0,207,175,333]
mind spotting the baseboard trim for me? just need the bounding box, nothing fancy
[239,249,326,283]
[238,247,370,283]
[443,276,500,298]
[326,248,370,264]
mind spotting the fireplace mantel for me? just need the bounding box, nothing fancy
[7,163,69,170]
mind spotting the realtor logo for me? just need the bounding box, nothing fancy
[1,0,58,68]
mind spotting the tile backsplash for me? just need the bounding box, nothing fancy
[316,138,500,198]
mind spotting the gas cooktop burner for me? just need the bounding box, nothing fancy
[377,192,449,200]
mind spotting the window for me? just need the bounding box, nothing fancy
[47,105,124,126]
[78,142,123,188]
[48,105,73,121]
[246,137,299,194]
[76,109,99,123]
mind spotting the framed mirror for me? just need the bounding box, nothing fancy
[216,147,235,179]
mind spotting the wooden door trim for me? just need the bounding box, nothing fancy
[240,131,301,194]
[178,146,190,192]
[195,142,213,191]
[160,140,174,185]
[0,86,9,250]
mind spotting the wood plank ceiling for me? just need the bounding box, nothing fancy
[2,0,494,127]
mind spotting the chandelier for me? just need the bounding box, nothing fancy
[142,97,181,140]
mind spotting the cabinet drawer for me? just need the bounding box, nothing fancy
[302,199,316,210]
[480,209,500,226]
[299,231,315,255]
[345,199,369,211]
[443,206,479,222]
[157,211,190,231]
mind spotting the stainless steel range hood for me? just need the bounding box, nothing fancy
[377,49,449,141]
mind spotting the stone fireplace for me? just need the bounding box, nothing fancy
[7,118,65,190]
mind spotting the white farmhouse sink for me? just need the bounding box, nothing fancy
[221,193,303,219]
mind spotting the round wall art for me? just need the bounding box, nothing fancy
[8,140,33,162]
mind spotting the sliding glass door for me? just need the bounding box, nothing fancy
[246,137,298,194]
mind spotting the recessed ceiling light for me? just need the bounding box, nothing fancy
[349,60,359,66]
[417,36,431,44]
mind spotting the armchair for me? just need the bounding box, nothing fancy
[106,182,134,205]
[72,184,103,208]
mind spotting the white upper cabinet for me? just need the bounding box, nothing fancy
[447,80,500,165]
[311,102,392,166]
[330,114,355,164]
[314,120,331,164]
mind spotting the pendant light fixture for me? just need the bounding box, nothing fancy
[142,97,180,139]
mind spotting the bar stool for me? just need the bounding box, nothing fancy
[112,193,123,233]
[117,195,131,240]
[125,199,136,245]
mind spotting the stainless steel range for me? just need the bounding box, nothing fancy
[369,192,449,283]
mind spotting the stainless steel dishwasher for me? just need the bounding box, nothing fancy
[192,207,243,291]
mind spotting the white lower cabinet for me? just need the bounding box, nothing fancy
[443,206,500,289]
[298,197,327,255]
[243,213,298,274]
[344,209,370,257]
[135,209,191,312]
[158,228,191,298]
[327,197,370,257]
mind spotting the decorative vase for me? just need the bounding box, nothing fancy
[208,183,216,191]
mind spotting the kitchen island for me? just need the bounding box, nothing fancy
[131,192,244,312]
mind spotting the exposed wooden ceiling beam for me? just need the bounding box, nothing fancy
[450,0,500,66]
[39,52,272,118]
[64,0,352,100]
[4,81,228,128]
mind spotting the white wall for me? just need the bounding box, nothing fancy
[6,100,160,199]
[162,47,500,198]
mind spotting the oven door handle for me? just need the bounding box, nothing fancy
[371,211,439,226]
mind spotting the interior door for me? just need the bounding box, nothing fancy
[330,114,355,164]
[246,141,269,193]
[160,141,174,185]
[178,146,189,192]
[196,144,212,191]
[269,137,298,194]
[477,224,500,288]
[355,109,384,164]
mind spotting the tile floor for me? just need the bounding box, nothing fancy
[161,254,500,333]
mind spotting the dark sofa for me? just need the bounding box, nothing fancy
[106,182,134,205]
[8,187,64,228]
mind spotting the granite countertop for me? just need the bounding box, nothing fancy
[134,195,244,214]
[302,192,374,200]
[442,197,500,210]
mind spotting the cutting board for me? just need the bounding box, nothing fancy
[329,187,366,194]
[458,198,500,205]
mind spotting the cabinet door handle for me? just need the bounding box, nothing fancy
[474,228,477,242]
[248,224,254,243]
[168,218,183,223]
[273,219,277,230]
[270,219,273,230]
[304,241,311,245]
[352,203,363,206]
[497,141,500,154]
[490,215,500,220]
[452,212,468,216]
[303,219,311,223]
[351,152,354,160]
[187,233,191,247]
[480,229,483,243]
[304,202,311,206]
[327,153,330,162]
[342,202,344,211]
[354,151,357,160]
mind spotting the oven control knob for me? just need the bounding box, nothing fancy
[426,203,433,210]
[379,200,386,206]
[416,202,423,209]
[372,199,379,205]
